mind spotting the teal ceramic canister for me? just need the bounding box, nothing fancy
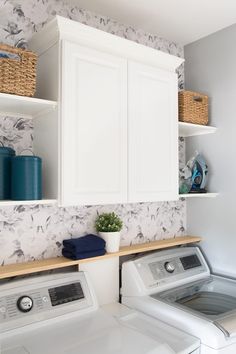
[0,147,16,199]
[11,156,42,200]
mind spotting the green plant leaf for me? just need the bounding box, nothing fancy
[95,212,123,232]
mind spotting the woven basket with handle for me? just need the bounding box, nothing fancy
[0,44,37,97]
[178,90,208,125]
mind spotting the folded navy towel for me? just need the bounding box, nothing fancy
[62,248,106,260]
[63,234,105,253]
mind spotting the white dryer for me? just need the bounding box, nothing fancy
[0,271,199,354]
[122,246,236,354]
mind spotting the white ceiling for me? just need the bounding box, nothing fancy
[74,0,236,45]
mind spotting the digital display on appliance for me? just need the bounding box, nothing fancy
[49,282,84,306]
[180,255,201,270]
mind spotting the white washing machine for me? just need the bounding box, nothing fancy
[0,271,200,354]
[122,246,236,354]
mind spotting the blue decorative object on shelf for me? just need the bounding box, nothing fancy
[11,156,42,200]
[0,147,16,200]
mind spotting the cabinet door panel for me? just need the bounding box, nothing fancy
[61,41,127,205]
[128,61,178,202]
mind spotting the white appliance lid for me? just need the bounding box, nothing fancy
[118,310,200,354]
[2,309,176,354]
[153,274,236,336]
[215,314,236,338]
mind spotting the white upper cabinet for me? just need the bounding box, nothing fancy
[128,62,178,202]
[30,16,183,206]
[61,41,127,205]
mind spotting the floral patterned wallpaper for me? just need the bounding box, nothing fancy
[0,0,186,265]
[0,0,184,89]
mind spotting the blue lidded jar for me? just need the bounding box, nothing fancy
[0,146,16,200]
[11,156,42,200]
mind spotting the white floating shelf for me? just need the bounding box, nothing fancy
[179,193,218,199]
[179,122,217,137]
[0,92,57,118]
[0,199,58,206]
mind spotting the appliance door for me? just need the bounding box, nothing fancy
[118,311,200,354]
[1,310,175,354]
[152,275,236,337]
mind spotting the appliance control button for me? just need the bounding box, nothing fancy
[17,296,33,313]
[0,306,6,313]
[42,296,49,303]
[164,262,175,273]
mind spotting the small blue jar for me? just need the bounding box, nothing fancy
[11,156,42,200]
[0,147,16,200]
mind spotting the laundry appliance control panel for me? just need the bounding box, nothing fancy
[130,247,210,292]
[0,272,96,333]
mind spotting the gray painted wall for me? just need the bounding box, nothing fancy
[185,24,236,276]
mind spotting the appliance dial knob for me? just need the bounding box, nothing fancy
[164,262,175,273]
[17,296,33,313]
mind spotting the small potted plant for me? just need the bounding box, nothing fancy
[95,212,123,253]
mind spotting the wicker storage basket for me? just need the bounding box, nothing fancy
[0,44,37,97]
[179,90,208,125]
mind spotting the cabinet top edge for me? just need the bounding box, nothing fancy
[29,15,184,72]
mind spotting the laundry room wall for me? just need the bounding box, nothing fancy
[0,0,185,265]
[185,24,236,276]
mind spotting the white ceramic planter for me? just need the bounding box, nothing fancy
[99,231,121,253]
